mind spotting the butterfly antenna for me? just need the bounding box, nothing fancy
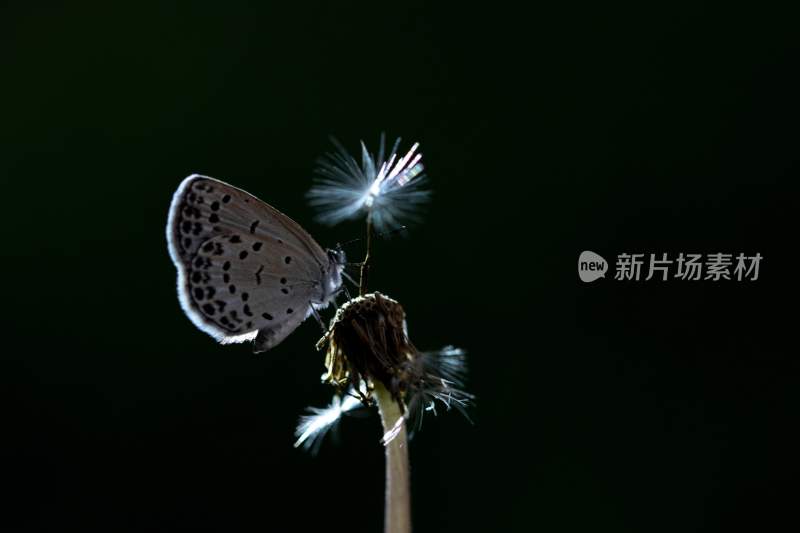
[337,226,408,250]
[377,225,408,239]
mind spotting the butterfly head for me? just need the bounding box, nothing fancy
[327,247,347,268]
[320,247,347,302]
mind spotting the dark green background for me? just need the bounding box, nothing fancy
[2,2,797,532]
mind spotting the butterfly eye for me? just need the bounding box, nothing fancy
[328,249,346,266]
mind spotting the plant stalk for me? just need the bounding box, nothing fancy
[359,211,373,296]
[374,381,411,533]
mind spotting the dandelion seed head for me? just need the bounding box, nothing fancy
[307,134,430,231]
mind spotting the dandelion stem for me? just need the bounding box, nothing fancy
[374,381,411,533]
[359,211,374,296]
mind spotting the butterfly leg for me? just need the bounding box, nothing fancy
[309,304,327,333]
[331,283,352,307]
[341,283,352,301]
[339,270,356,301]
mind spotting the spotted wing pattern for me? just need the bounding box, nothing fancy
[166,174,341,351]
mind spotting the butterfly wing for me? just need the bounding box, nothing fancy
[167,174,340,351]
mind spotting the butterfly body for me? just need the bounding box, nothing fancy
[167,174,344,352]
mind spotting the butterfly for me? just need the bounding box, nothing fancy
[166,174,345,353]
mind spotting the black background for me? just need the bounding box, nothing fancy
[2,2,797,532]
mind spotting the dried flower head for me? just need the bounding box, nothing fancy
[318,292,415,402]
[298,292,471,447]
[307,135,430,231]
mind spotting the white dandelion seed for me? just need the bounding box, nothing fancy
[405,345,473,435]
[294,393,363,454]
[307,134,430,231]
